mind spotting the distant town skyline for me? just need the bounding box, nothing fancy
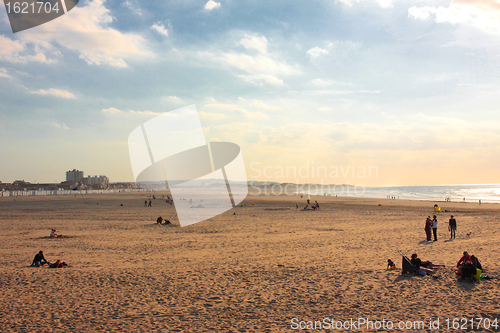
[1,0,500,186]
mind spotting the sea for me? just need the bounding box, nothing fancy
[323,184,500,203]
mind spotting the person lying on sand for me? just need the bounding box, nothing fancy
[410,253,445,274]
[49,260,67,268]
[31,251,48,267]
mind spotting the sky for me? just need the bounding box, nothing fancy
[1,0,500,187]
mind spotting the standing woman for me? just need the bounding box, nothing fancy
[425,216,432,241]
[432,215,438,241]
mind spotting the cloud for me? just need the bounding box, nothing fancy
[251,100,283,111]
[408,1,500,36]
[151,23,169,37]
[53,123,70,130]
[123,0,143,15]
[241,35,268,54]
[198,111,227,120]
[307,47,329,58]
[0,68,12,79]
[0,36,56,64]
[237,74,284,86]
[129,110,163,116]
[311,79,335,87]
[337,0,398,8]
[205,0,221,10]
[163,96,186,104]
[204,103,269,119]
[102,107,122,113]
[31,88,75,99]
[199,33,300,86]
[13,0,152,68]
[318,107,331,111]
[220,52,299,76]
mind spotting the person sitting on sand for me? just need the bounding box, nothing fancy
[303,205,309,211]
[387,259,396,270]
[31,251,48,267]
[156,216,163,224]
[315,201,320,210]
[50,229,57,237]
[456,251,472,275]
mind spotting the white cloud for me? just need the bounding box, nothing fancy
[163,96,186,104]
[198,111,227,120]
[129,110,163,116]
[53,123,70,130]
[204,103,269,119]
[204,0,221,10]
[151,23,169,37]
[13,0,152,68]
[337,0,397,8]
[31,88,75,99]
[307,47,329,58]
[318,107,331,111]
[241,35,268,54]
[102,107,122,114]
[311,79,335,87]
[220,52,299,76]
[123,1,143,15]
[0,68,12,79]
[408,1,500,36]
[238,74,284,86]
[0,36,56,64]
[199,34,300,86]
[251,100,283,111]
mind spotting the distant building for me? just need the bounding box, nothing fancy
[83,175,109,186]
[66,169,84,182]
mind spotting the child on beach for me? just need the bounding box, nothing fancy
[387,259,396,270]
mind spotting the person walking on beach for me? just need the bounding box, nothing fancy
[144,200,147,207]
[148,199,152,207]
[432,215,438,241]
[425,216,432,241]
[449,215,457,239]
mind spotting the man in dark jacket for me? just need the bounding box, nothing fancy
[31,251,47,267]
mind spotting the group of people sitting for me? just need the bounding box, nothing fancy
[156,216,172,225]
[300,200,320,211]
[397,251,484,281]
[30,251,67,268]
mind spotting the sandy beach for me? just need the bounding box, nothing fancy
[1,192,499,332]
